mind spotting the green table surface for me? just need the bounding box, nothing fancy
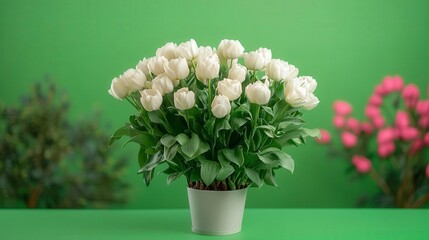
[0,209,427,240]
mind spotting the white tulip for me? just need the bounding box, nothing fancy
[156,42,177,60]
[177,39,199,61]
[198,46,216,60]
[147,56,168,76]
[217,39,245,60]
[140,89,163,111]
[228,63,247,82]
[174,87,195,110]
[283,63,299,81]
[121,68,146,92]
[152,74,174,96]
[265,59,288,82]
[243,48,272,71]
[217,78,242,101]
[136,58,151,77]
[164,58,189,81]
[284,76,319,110]
[108,77,129,100]
[196,54,220,85]
[245,80,271,105]
[211,95,231,118]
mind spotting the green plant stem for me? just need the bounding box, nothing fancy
[207,79,212,115]
[412,193,429,208]
[125,97,139,110]
[369,168,393,197]
[251,104,260,139]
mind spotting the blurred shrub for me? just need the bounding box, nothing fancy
[0,82,128,208]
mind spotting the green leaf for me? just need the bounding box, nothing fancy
[108,124,132,146]
[257,125,276,138]
[262,106,274,117]
[302,128,321,138]
[245,168,263,187]
[138,147,148,168]
[181,132,200,158]
[264,170,278,187]
[278,152,294,173]
[218,146,245,167]
[215,117,231,137]
[175,133,189,145]
[138,151,164,172]
[160,134,176,147]
[143,169,154,187]
[229,116,247,131]
[258,148,294,173]
[200,160,221,186]
[122,132,157,148]
[216,164,235,181]
[167,172,183,185]
[164,144,178,161]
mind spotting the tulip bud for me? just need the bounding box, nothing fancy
[243,48,272,71]
[395,111,409,128]
[121,68,146,92]
[108,77,129,100]
[402,84,420,108]
[228,63,247,82]
[284,77,319,110]
[196,54,220,85]
[164,58,190,81]
[211,95,231,118]
[152,74,174,96]
[198,46,216,60]
[333,100,352,115]
[156,42,178,60]
[147,56,168,76]
[341,131,357,148]
[174,87,195,110]
[177,39,199,61]
[352,155,372,173]
[136,58,151,77]
[217,78,242,101]
[217,39,245,60]
[245,80,271,105]
[140,89,163,111]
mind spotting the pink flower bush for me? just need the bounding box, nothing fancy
[316,76,429,208]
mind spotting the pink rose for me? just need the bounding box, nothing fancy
[361,122,373,135]
[424,133,429,146]
[392,76,404,91]
[333,115,345,128]
[402,84,420,108]
[346,117,360,134]
[416,100,429,115]
[419,116,429,129]
[372,115,385,129]
[400,127,419,141]
[368,94,383,106]
[365,105,380,119]
[333,100,352,115]
[377,127,396,144]
[378,142,395,158]
[341,131,358,148]
[315,129,331,144]
[352,155,372,173]
[395,111,409,128]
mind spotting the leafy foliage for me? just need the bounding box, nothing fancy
[0,82,128,208]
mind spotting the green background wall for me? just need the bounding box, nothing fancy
[1,0,428,208]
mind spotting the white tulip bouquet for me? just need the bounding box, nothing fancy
[108,39,320,190]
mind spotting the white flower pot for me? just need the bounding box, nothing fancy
[187,187,248,235]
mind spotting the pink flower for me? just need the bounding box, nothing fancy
[382,76,396,94]
[368,94,383,106]
[424,133,429,146]
[375,84,387,96]
[341,131,358,148]
[419,116,429,129]
[361,122,373,135]
[416,100,429,115]
[377,127,396,144]
[372,115,385,129]
[346,117,360,134]
[333,100,352,115]
[426,164,429,178]
[378,142,395,158]
[395,111,409,128]
[365,105,380,119]
[400,127,419,141]
[352,155,372,173]
[315,129,331,144]
[410,139,423,156]
[333,115,345,128]
[392,76,404,91]
[402,84,420,108]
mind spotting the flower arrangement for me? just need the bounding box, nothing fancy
[108,39,319,190]
[316,76,429,207]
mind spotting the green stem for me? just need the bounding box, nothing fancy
[125,97,139,110]
[251,104,260,139]
[207,79,212,115]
